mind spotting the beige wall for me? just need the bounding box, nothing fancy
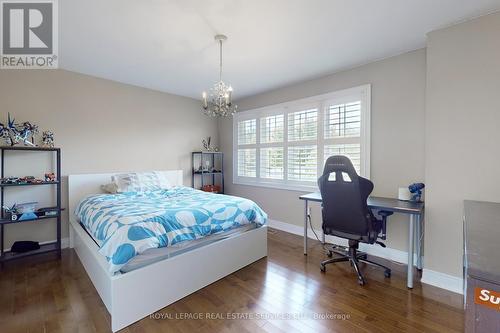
[0,70,218,249]
[5,11,496,279]
[424,12,500,277]
[219,49,426,252]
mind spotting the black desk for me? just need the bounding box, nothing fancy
[299,192,424,289]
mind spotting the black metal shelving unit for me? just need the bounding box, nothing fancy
[192,151,224,194]
[0,146,62,265]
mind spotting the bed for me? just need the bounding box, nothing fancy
[68,170,268,332]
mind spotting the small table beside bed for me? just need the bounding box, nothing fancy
[68,170,268,332]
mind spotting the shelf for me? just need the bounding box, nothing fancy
[0,242,59,262]
[0,181,59,187]
[0,146,60,152]
[193,171,223,175]
[0,209,63,225]
[192,151,224,195]
[0,147,62,265]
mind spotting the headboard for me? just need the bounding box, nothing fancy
[68,170,183,223]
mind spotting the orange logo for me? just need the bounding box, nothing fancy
[474,288,500,311]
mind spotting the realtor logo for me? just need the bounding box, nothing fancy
[0,0,58,68]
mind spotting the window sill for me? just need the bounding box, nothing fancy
[232,180,318,193]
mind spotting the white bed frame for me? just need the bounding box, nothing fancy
[68,170,268,332]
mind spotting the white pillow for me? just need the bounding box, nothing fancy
[112,171,172,193]
[101,183,118,194]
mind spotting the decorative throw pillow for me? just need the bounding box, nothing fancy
[112,171,172,193]
[101,183,118,194]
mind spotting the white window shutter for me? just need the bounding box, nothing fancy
[237,119,256,145]
[287,145,317,182]
[260,115,284,143]
[260,147,284,179]
[288,109,318,142]
[324,102,361,139]
[237,149,256,177]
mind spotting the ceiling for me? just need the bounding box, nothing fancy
[60,0,500,100]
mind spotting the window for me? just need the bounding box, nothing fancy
[233,85,370,191]
[288,109,317,141]
[323,100,363,174]
[260,115,284,143]
[324,143,361,173]
[237,148,256,177]
[260,147,284,179]
[237,119,256,145]
[325,102,361,139]
[288,145,317,181]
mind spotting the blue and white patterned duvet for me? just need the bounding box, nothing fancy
[75,186,267,273]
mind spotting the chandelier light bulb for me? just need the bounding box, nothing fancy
[202,91,208,109]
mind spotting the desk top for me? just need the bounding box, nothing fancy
[464,200,500,283]
[299,192,424,214]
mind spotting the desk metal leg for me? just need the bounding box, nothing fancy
[416,214,423,271]
[304,200,308,255]
[407,215,415,289]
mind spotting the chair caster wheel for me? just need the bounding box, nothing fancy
[320,264,326,273]
[384,270,391,278]
[357,277,365,286]
[327,251,333,258]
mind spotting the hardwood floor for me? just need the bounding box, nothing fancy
[0,228,464,333]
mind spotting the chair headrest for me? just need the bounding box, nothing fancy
[322,155,358,178]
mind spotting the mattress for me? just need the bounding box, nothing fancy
[80,221,259,273]
[75,186,267,273]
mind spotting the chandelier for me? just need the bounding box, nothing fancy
[202,34,237,117]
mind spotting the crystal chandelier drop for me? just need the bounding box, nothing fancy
[202,34,237,117]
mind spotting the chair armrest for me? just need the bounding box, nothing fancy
[377,210,393,241]
[378,210,394,219]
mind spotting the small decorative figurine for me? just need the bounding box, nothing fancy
[18,176,35,184]
[1,113,38,146]
[3,204,19,221]
[42,131,55,147]
[45,173,56,182]
[202,136,212,151]
[202,136,219,152]
[0,176,45,185]
[19,121,38,146]
[1,177,19,184]
[3,202,38,221]
[0,122,12,146]
[408,183,425,202]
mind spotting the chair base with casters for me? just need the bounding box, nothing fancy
[320,240,391,285]
[320,210,394,286]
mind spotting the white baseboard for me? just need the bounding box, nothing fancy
[421,269,464,295]
[4,237,69,253]
[61,237,69,249]
[268,219,464,295]
[268,219,418,265]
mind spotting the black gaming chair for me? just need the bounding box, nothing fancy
[318,155,392,285]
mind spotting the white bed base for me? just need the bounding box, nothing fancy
[68,170,268,332]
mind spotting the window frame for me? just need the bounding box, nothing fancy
[233,84,371,192]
